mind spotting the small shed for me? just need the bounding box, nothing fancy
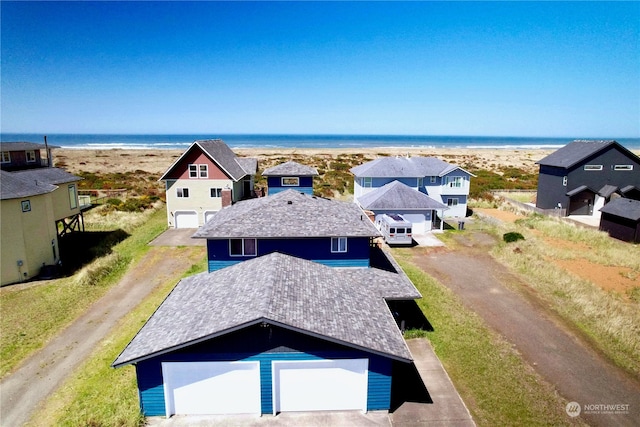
[261,161,318,195]
[599,198,640,243]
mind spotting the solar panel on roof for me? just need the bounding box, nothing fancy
[388,214,405,221]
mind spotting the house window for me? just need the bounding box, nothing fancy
[562,176,568,186]
[430,176,437,184]
[26,150,36,162]
[447,198,459,207]
[68,185,77,209]
[189,164,198,178]
[199,164,208,178]
[331,237,347,253]
[230,238,257,256]
[614,165,633,171]
[1,152,10,163]
[584,165,602,171]
[417,177,424,188]
[282,177,300,186]
[363,177,372,188]
[210,188,222,197]
[444,176,463,188]
[177,188,189,198]
[21,200,31,212]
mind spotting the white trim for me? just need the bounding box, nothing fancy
[614,164,633,171]
[584,164,603,171]
[331,237,347,253]
[281,177,300,186]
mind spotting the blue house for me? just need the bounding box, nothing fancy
[351,156,474,225]
[193,189,381,271]
[113,252,419,417]
[261,161,318,195]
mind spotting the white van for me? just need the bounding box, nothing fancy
[377,214,413,245]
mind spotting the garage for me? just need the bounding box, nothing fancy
[162,361,261,416]
[204,210,218,223]
[272,359,368,413]
[174,211,198,228]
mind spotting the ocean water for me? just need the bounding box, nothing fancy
[2,133,639,151]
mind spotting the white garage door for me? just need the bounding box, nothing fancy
[204,210,218,223]
[174,211,198,228]
[272,359,368,413]
[162,361,261,416]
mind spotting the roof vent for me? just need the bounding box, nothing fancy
[287,200,293,205]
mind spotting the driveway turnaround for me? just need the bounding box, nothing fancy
[413,246,640,427]
[0,246,205,427]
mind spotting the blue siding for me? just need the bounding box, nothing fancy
[207,237,371,272]
[267,176,314,190]
[134,325,395,416]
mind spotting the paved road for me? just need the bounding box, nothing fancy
[412,242,640,427]
[0,246,205,427]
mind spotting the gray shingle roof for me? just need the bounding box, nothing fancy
[193,189,381,238]
[535,140,638,169]
[350,156,471,178]
[0,141,60,151]
[357,180,448,211]
[159,139,256,181]
[13,167,81,185]
[262,161,319,176]
[566,185,595,197]
[1,170,57,200]
[600,197,640,221]
[598,184,619,199]
[113,252,414,367]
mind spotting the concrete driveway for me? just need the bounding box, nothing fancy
[145,339,474,426]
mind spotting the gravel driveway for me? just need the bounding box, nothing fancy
[411,233,640,426]
[0,246,205,427]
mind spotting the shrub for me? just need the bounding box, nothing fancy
[503,232,525,243]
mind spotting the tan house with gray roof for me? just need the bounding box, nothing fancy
[159,139,258,228]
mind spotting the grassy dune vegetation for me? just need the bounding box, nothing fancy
[486,210,640,378]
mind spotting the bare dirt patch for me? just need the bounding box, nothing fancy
[554,258,638,295]
[474,207,524,223]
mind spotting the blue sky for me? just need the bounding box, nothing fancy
[1,1,639,137]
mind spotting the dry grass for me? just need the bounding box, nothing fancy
[487,213,640,378]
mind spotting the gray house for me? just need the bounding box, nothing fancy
[113,252,419,417]
[351,156,472,232]
[356,180,448,233]
[535,140,640,216]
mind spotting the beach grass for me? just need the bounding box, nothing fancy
[481,210,640,378]
[0,207,167,379]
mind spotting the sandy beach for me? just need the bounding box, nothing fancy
[54,147,559,176]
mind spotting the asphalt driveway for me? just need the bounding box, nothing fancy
[411,235,640,427]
